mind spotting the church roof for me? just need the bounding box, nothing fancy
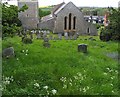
[52,2,65,15]
[41,14,54,22]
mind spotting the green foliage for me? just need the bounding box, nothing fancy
[2,36,118,95]
[22,37,32,44]
[99,26,112,41]
[107,7,120,41]
[39,8,51,18]
[99,7,120,41]
[2,2,28,38]
[80,7,108,16]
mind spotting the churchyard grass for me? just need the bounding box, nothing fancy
[2,35,118,95]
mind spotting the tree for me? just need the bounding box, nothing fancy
[2,2,28,38]
[39,8,51,18]
[100,7,120,41]
[107,7,120,41]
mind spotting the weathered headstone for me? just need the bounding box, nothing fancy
[78,44,87,53]
[49,35,53,40]
[64,32,68,40]
[36,30,41,39]
[58,33,62,40]
[43,37,49,42]
[69,34,73,40]
[73,34,77,40]
[36,33,41,39]
[30,33,33,39]
[43,37,50,48]
[2,47,15,58]
[43,32,47,38]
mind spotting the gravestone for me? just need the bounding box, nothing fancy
[49,35,53,40]
[2,47,15,58]
[64,32,68,40]
[78,44,87,53]
[46,30,50,34]
[36,30,41,39]
[43,37,50,48]
[58,33,62,40]
[43,37,49,42]
[30,33,33,39]
[43,32,47,38]
[69,34,73,40]
[73,34,77,40]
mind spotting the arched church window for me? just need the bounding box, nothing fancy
[64,16,67,30]
[73,16,76,29]
[87,28,90,34]
[69,13,72,30]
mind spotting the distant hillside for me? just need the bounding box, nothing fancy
[39,6,109,16]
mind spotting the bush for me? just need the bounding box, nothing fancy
[99,27,112,41]
[22,37,32,44]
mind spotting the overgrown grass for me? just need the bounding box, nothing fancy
[2,35,118,96]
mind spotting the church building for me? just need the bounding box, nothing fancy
[18,0,97,35]
[39,2,97,35]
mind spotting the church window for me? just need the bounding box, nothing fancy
[64,16,67,30]
[87,28,90,34]
[69,13,72,30]
[73,16,76,29]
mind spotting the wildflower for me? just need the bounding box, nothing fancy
[22,50,24,52]
[69,78,72,82]
[83,87,86,92]
[77,72,82,77]
[26,49,28,52]
[34,83,40,87]
[74,76,78,80]
[63,84,67,89]
[103,72,107,75]
[86,86,90,90]
[110,84,113,86]
[5,80,10,85]
[115,70,118,74]
[43,86,48,89]
[79,88,82,91]
[112,90,115,93]
[111,77,114,80]
[106,68,110,70]
[25,54,27,56]
[69,82,72,86]
[60,77,66,82]
[51,89,57,95]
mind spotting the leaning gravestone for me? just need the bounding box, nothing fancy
[78,44,87,53]
[2,47,15,58]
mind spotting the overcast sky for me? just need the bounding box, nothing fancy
[2,0,120,7]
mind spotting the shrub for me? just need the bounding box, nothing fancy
[22,37,32,44]
[99,27,112,41]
